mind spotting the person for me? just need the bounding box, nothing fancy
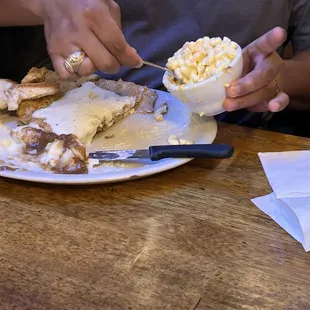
[1,0,310,129]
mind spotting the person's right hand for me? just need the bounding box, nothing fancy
[40,0,142,79]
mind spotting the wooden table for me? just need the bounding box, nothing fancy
[1,123,310,310]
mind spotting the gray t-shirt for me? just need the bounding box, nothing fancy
[100,0,310,126]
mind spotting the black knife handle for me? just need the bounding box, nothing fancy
[149,144,234,161]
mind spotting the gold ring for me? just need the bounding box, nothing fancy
[64,51,86,74]
[272,79,280,98]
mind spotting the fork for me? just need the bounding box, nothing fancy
[142,61,183,83]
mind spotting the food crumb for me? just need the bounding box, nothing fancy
[199,112,204,117]
[224,66,233,74]
[168,135,194,145]
[88,91,98,99]
[104,134,115,139]
[154,102,168,121]
[223,82,230,87]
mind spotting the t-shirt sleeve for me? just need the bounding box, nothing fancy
[290,0,310,51]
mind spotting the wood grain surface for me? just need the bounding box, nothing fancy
[1,123,310,310]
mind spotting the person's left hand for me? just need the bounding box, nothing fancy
[224,27,289,113]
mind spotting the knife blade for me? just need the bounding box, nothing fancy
[89,144,234,161]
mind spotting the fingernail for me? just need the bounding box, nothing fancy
[127,46,143,68]
[269,101,281,112]
[134,58,143,68]
[134,61,143,68]
[282,29,287,41]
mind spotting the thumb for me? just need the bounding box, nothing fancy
[246,27,287,62]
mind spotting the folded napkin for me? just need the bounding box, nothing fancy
[252,151,310,251]
[259,151,310,199]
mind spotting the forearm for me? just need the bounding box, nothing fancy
[279,50,310,110]
[0,0,43,26]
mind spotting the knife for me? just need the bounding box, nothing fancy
[88,144,234,161]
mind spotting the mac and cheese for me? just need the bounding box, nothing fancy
[166,36,238,84]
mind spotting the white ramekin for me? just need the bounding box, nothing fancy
[162,44,243,116]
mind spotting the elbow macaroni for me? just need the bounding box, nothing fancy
[166,36,238,84]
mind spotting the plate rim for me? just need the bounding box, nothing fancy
[0,158,194,185]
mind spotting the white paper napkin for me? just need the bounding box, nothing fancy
[251,150,310,251]
[258,151,310,199]
[252,193,310,251]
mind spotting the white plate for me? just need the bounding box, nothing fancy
[0,90,217,184]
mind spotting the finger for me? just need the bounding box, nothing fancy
[224,82,276,111]
[50,41,98,78]
[49,21,121,75]
[93,17,141,67]
[74,31,121,74]
[77,56,97,76]
[50,40,99,78]
[84,4,142,68]
[45,25,75,80]
[247,102,269,112]
[107,0,122,29]
[243,92,289,113]
[247,27,287,63]
[268,91,290,112]
[52,55,74,80]
[227,52,283,98]
[241,49,254,77]
[49,43,81,80]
